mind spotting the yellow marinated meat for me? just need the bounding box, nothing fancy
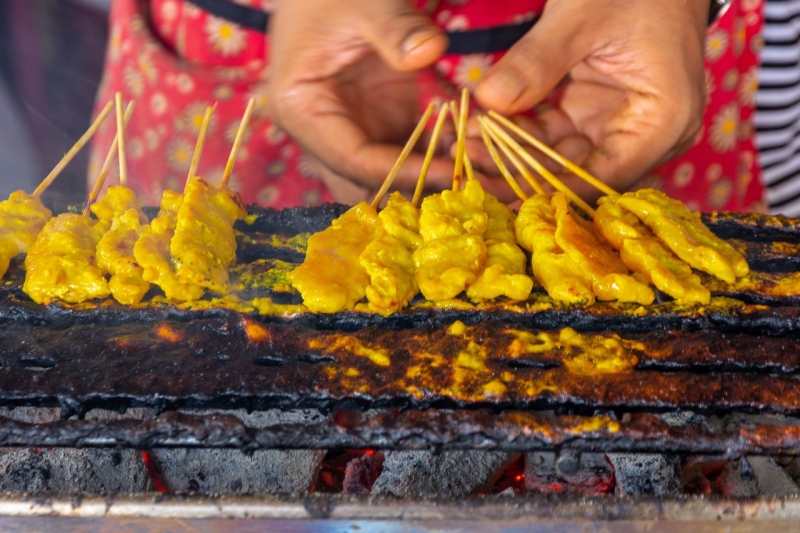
[133,190,205,301]
[91,185,150,305]
[414,180,488,300]
[23,213,110,304]
[595,198,710,304]
[378,192,422,250]
[170,177,247,294]
[0,191,52,279]
[291,202,381,313]
[515,194,594,305]
[553,193,654,305]
[616,188,749,284]
[467,193,532,301]
[360,233,418,315]
[360,193,421,315]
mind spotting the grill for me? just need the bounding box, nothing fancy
[1,203,800,528]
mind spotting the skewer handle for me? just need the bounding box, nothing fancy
[186,104,217,186]
[222,97,256,189]
[115,93,129,187]
[371,102,436,209]
[83,101,135,216]
[413,104,452,207]
[451,89,469,191]
[477,119,527,202]
[31,100,115,198]
[488,110,619,197]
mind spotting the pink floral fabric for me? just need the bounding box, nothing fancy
[91,0,766,212]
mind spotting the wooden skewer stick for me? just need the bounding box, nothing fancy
[186,104,217,186]
[452,89,469,191]
[478,117,545,196]
[31,100,115,198]
[448,101,475,182]
[114,93,129,187]
[222,97,256,189]
[83,101,135,216]
[371,102,436,210]
[413,104,452,208]
[488,110,619,197]
[482,117,595,217]
[477,120,527,202]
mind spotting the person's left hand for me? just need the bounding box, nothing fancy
[466,0,709,202]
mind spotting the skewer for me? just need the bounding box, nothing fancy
[482,117,595,217]
[487,125,546,196]
[452,89,469,191]
[371,102,436,210]
[487,110,619,197]
[31,100,115,198]
[222,97,256,189]
[83,101,135,216]
[186,104,217,186]
[413,104,452,207]
[448,101,475,183]
[477,121,527,202]
[114,93,129,187]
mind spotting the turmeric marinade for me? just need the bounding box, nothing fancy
[0,191,52,279]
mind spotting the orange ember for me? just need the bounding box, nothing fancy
[154,323,183,342]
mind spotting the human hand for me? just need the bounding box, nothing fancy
[469,0,709,202]
[269,0,455,203]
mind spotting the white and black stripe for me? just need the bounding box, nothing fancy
[756,0,800,216]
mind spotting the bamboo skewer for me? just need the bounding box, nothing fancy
[222,97,256,189]
[31,100,115,198]
[487,110,619,197]
[482,117,595,216]
[83,101,135,216]
[413,104,452,207]
[489,126,546,196]
[186,104,217,186]
[448,101,476,183]
[452,89,469,191]
[477,121,527,202]
[371,102,436,210]
[114,93,129,187]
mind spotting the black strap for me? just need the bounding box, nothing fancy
[183,0,536,55]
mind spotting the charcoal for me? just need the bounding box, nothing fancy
[746,456,800,496]
[371,451,515,498]
[524,451,614,495]
[342,452,384,495]
[606,454,682,496]
[149,409,325,494]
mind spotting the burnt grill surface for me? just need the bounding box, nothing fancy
[0,204,799,453]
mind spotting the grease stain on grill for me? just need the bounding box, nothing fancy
[253,355,283,367]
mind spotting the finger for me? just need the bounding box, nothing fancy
[474,3,591,114]
[358,0,448,71]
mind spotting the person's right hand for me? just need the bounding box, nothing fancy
[268,0,456,204]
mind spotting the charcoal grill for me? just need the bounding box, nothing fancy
[1,204,800,528]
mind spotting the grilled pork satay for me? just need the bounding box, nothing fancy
[294,103,436,314]
[467,192,533,302]
[0,193,52,279]
[170,176,247,294]
[360,192,421,315]
[133,190,204,301]
[552,193,654,305]
[23,213,112,304]
[595,197,710,304]
[92,185,150,305]
[615,189,749,284]
[515,194,595,305]
[292,201,382,313]
[413,178,488,301]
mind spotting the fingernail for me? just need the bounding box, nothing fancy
[477,70,525,106]
[402,28,441,56]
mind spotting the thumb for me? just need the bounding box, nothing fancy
[474,4,590,114]
[358,0,448,71]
